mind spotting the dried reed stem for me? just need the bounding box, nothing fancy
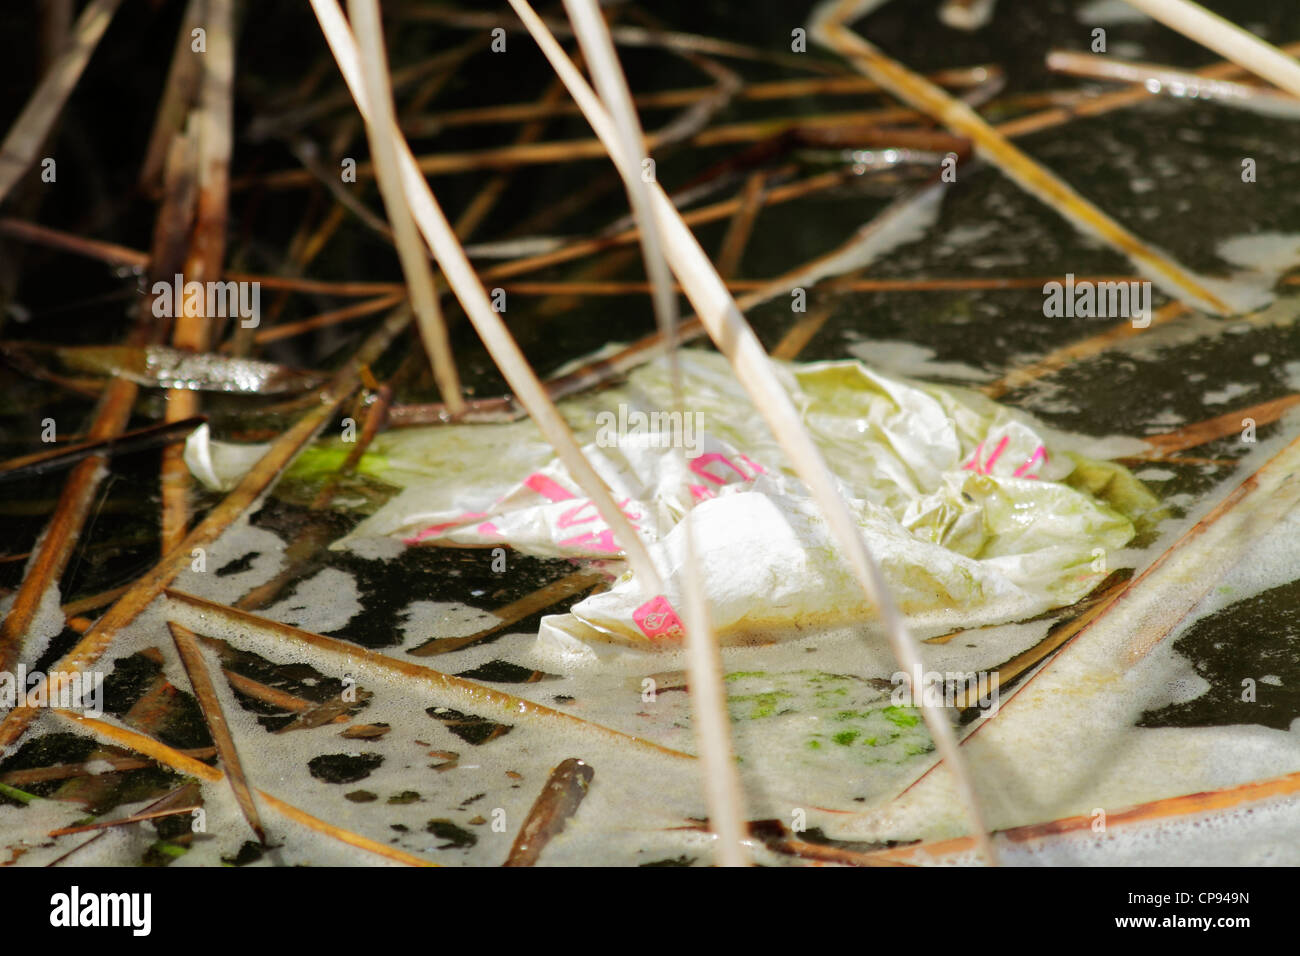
[169,621,267,844]
[348,0,465,415]
[164,587,695,762]
[162,0,235,552]
[407,67,995,132]
[1047,50,1300,117]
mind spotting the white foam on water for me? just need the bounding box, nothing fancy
[16,426,1298,864]
[342,534,405,562]
[262,567,362,634]
[396,600,501,649]
[0,795,89,866]
[171,512,287,605]
[17,581,64,668]
[935,220,998,251]
[1181,233,1300,315]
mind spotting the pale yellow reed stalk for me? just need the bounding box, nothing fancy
[508,0,998,864]
[560,0,750,866]
[347,0,465,415]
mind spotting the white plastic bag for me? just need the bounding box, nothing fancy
[331,351,1155,648]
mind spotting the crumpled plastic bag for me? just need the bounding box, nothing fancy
[187,350,1159,650]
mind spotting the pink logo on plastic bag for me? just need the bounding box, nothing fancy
[633,595,686,644]
[557,528,621,554]
[689,452,761,486]
[964,436,1008,475]
[524,472,575,502]
[1013,445,1047,479]
[963,437,1046,480]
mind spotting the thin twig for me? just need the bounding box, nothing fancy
[0,416,204,483]
[238,112,912,189]
[0,216,148,268]
[49,803,202,838]
[397,5,848,75]
[408,569,606,656]
[503,758,594,866]
[405,67,998,132]
[1047,50,1300,118]
[169,621,267,843]
[1139,393,1300,458]
[864,764,1300,865]
[251,292,405,345]
[485,274,1143,296]
[982,302,1189,399]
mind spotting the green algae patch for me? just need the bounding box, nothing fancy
[725,670,934,767]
